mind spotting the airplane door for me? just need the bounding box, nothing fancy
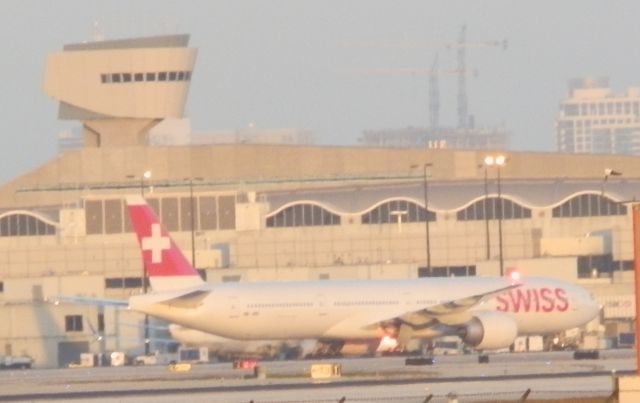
[402,291,412,308]
[317,294,328,317]
[227,295,240,319]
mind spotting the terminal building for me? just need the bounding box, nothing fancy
[0,35,638,368]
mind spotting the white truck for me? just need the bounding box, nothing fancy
[0,355,32,370]
[432,337,462,355]
[178,347,209,364]
[134,351,178,366]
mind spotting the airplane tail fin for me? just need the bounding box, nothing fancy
[126,195,204,292]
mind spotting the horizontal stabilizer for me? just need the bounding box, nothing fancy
[155,289,211,309]
[47,295,129,308]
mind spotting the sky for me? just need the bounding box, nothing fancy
[0,0,639,184]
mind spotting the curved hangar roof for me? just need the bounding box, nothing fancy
[263,178,636,215]
[43,34,196,120]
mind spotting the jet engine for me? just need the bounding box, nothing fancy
[460,311,518,350]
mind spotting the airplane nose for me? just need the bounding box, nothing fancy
[568,285,600,325]
[581,291,600,322]
[587,297,601,320]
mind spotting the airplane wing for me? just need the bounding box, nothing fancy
[47,295,129,308]
[398,283,521,327]
[360,283,521,331]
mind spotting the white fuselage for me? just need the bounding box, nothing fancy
[129,277,599,341]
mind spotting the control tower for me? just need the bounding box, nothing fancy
[44,34,197,148]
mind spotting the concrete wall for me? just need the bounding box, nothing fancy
[476,257,579,281]
[541,236,605,256]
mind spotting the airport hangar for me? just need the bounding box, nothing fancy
[0,34,638,368]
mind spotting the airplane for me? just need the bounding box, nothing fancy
[123,195,600,352]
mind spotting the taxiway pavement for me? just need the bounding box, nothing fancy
[0,350,634,402]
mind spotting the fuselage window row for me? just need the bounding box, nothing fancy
[246,302,314,309]
[244,300,403,308]
[333,300,400,306]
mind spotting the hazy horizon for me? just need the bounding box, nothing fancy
[0,0,639,184]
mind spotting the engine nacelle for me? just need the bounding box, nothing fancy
[461,311,518,350]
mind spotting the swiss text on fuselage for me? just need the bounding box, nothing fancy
[496,288,569,313]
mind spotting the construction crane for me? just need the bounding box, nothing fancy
[342,25,507,130]
[340,58,474,130]
[428,54,477,129]
[445,25,508,129]
[429,54,440,130]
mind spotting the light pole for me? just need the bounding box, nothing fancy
[632,204,640,376]
[602,168,622,196]
[496,157,504,277]
[141,170,151,197]
[484,155,506,276]
[479,163,490,261]
[128,170,151,355]
[141,170,151,355]
[423,163,433,270]
[184,177,203,269]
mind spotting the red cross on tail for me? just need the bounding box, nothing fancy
[126,195,204,292]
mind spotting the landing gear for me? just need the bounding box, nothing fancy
[305,340,344,358]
